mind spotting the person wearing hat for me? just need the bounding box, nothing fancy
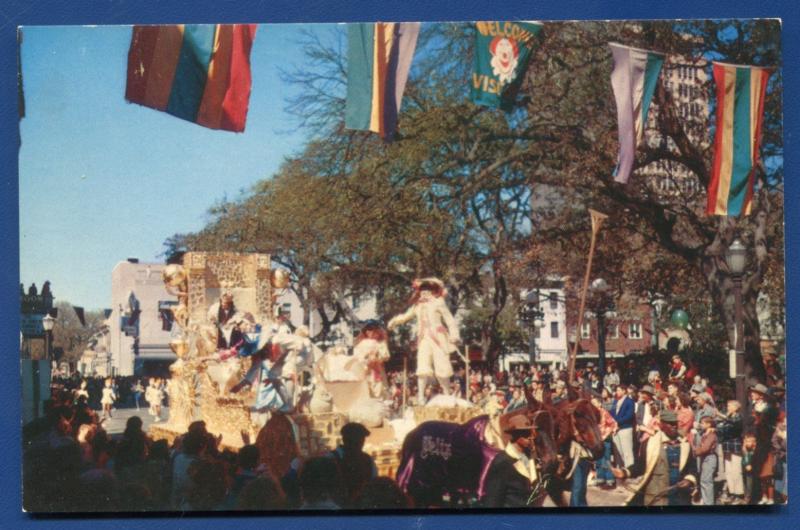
[691,415,718,505]
[482,415,539,508]
[328,423,377,507]
[388,278,461,406]
[749,383,778,504]
[612,409,698,506]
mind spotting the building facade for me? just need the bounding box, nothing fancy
[108,260,178,376]
[571,302,655,362]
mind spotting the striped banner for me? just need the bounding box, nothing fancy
[345,22,420,140]
[609,43,665,184]
[125,24,257,133]
[707,63,771,216]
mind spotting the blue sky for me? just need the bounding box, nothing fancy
[19,24,337,310]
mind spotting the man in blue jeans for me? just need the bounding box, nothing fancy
[568,442,593,506]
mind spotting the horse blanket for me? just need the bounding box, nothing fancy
[396,415,501,500]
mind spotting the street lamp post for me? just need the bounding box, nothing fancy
[726,239,747,405]
[42,313,56,362]
[519,290,546,367]
[590,278,612,376]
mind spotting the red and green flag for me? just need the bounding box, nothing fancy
[470,21,543,111]
[345,22,421,140]
[707,62,771,216]
[125,24,257,133]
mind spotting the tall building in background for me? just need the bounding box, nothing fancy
[639,55,710,198]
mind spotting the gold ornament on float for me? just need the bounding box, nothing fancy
[270,269,291,289]
[162,264,187,287]
[169,338,190,358]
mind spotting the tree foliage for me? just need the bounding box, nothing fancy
[166,20,783,378]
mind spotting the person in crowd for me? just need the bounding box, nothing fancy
[591,395,618,490]
[100,378,116,420]
[356,476,412,509]
[635,385,659,435]
[186,458,227,510]
[115,416,150,484]
[693,392,716,427]
[771,413,787,504]
[220,444,261,510]
[691,416,718,505]
[504,386,527,413]
[143,439,172,511]
[668,355,687,382]
[612,410,697,506]
[742,432,758,504]
[716,400,744,504]
[132,379,144,411]
[328,422,378,507]
[750,383,778,504]
[611,384,635,470]
[299,456,343,510]
[171,429,207,509]
[74,380,89,403]
[604,364,620,389]
[551,380,568,405]
[482,415,539,508]
[690,375,706,395]
[676,393,695,437]
[235,475,287,510]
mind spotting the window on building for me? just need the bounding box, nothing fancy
[630,322,643,339]
[581,322,591,339]
[607,324,619,339]
[352,294,360,310]
[550,321,559,339]
[549,291,558,310]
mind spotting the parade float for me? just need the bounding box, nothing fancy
[149,252,482,478]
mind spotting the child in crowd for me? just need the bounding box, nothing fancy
[742,433,757,504]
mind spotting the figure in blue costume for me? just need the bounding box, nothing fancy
[227,323,316,414]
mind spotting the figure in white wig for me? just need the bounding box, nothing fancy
[388,277,461,405]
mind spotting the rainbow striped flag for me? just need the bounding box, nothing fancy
[345,22,420,140]
[707,63,771,216]
[125,24,257,133]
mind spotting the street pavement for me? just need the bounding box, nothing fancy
[96,405,170,436]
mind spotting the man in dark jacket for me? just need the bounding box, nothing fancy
[482,415,539,508]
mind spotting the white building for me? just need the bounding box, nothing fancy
[108,260,177,376]
[502,282,568,371]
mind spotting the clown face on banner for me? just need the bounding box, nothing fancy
[471,21,543,111]
[490,36,519,84]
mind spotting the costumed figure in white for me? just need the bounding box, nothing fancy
[100,378,116,419]
[387,277,461,406]
[350,320,391,399]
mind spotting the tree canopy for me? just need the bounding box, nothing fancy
[166,19,783,379]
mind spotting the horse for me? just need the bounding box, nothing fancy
[395,409,558,508]
[502,386,605,506]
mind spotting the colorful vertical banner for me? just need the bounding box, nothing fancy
[707,63,771,216]
[126,24,257,132]
[609,43,665,184]
[470,21,543,111]
[345,22,421,140]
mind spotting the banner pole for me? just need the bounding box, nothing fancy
[568,209,607,383]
